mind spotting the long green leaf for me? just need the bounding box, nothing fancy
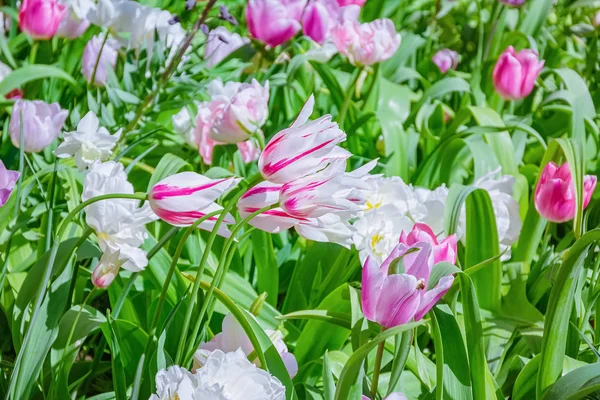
[0,64,79,96]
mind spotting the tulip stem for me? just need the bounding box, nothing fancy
[339,68,363,130]
[89,30,110,88]
[371,333,386,399]
[29,41,38,65]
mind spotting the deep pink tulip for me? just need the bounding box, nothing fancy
[399,223,457,264]
[258,95,350,184]
[432,49,459,74]
[0,160,19,207]
[361,242,455,328]
[338,0,366,4]
[246,0,304,47]
[534,162,596,223]
[302,1,331,44]
[493,46,544,100]
[19,0,66,39]
[331,18,400,65]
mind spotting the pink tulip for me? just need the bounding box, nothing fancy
[432,49,459,74]
[0,160,19,207]
[499,0,525,6]
[56,0,91,39]
[338,0,366,5]
[492,46,544,100]
[594,11,600,28]
[81,35,119,87]
[204,26,250,68]
[399,223,457,264]
[19,0,66,39]
[361,242,455,328]
[534,162,596,223]
[302,1,331,44]
[246,0,304,47]
[237,139,261,163]
[148,173,240,236]
[10,100,68,153]
[331,18,400,66]
[258,95,351,184]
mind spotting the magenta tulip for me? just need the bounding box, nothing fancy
[534,162,596,223]
[337,0,366,5]
[302,0,331,44]
[246,0,304,47]
[399,223,457,264]
[19,0,66,39]
[432,49,459,74]
[361,242,455,328]
[0,160,19,207]
[493,46,544,100]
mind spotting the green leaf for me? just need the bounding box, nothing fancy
[277,310,352,330]
[0,64,80,96]
[323,351,336,400]
[541,363,600,400]
[251,230,279,306]
[537,229,600,396]
[519,0,554,36]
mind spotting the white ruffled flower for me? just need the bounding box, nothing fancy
[410,185,450,237]
[82,161,157,287]
[54,111,121,170]
[150,366,197,400]
[172,107,198,148]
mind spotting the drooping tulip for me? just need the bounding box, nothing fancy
[148,172,240,236]
[399,223,457,264]
[81,35,120,87]
[9,100,68,153]
[258,95,351,184]
[204,26,250,68]
[492,46,544,100]
[246,0,303,47]
[331,18,400,66]
[432,49,459,74]
[361,242,455,328]
[19,0,66,39]
[534,162,597,223]
[0,160,19,208]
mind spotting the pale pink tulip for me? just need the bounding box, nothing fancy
[399,223,457,264]
[246,0,304,47]
[594,11,600,27]
[362,242,455,328]
[148,173,240,236]
[331,18,400,65]
[534,162,596,223]
[237,139,261,163]
[0,160,19,207]
[209,79,270,144]
[432,49,459,74]
[82,35,119,87]
[195,313,298,378]
[493,46,544,100]
[204,27,250,68]
[19,0,65,39]
[10,100,68,153]
[56,0,92,38]
[258,95,351,184]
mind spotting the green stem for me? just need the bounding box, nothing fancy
[29,41,38,65]
[89,30,110,87]
[371,333,386,399]
[338,68,362,130]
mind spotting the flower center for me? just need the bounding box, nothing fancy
[416,279,426,290]
[370,234,383,253]
[365,199,382,210]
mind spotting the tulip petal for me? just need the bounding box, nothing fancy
[375,273,420,328]
[414,275,454,320]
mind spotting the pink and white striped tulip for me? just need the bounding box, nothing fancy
[19,0,65,39]
[331,18,400,66]
[399,223,457,264]
[432,49,459,74]
[246,0,304,47]
[362,242,455,328]
[258,95,351,184]
[148,172,240,235]
[493,46,544,100]
[0,160,19,208]
[534,162,596,223]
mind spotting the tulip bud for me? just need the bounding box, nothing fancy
[250,292,269,316]
[399,223,457,264]
[9,100,68,153]
[302,1,331,44]
[0,160,19,208]
[246,0,303,47]
[19,0,66,39]
[492,46,544,100]
[534,162,597,223]
[82,35,119,87]
[148,172,241,234]
[432,49,459,74]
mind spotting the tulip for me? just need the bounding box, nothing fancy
[361,242,455,328]
[302,1,332,44]
[534,162,597,223]
[258,95,351,183]
[56,0,92,38]
[237,139,261,163]
[19,0,66,39]
[82,35,119,87]
[492,46,544,100]
[246,0,303,47]
[338,0,366,5]
[499,0,525,6]
[399,223,457,264]
[194,313,298,378]
[209,79,270,144]
[148,172,241,235]
[594,11,600,28]
[331,18,400,66]
[204,26,250,68]
[10,100,68,153]
[432,49,459,74]
[0,160,19,208]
